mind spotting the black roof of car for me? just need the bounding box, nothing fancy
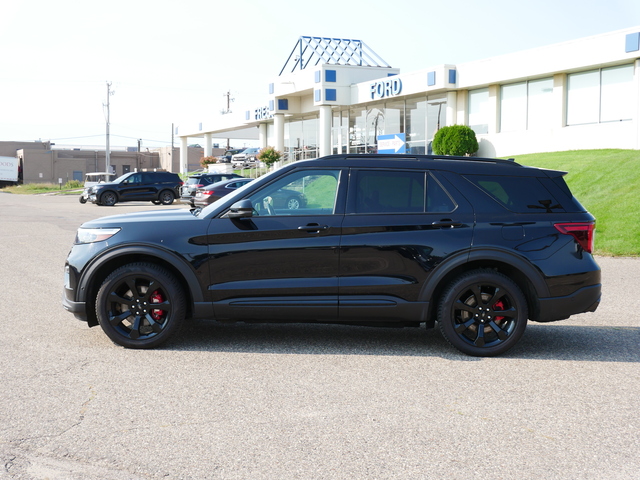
[296,154,563,177]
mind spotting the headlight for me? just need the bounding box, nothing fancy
[75,227,121,244]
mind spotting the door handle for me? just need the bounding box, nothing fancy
[298,224,329,233]
[431,219,462,228]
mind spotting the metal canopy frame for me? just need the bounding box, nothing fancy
[279,36,391,75]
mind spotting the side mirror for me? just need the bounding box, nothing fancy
[227,199,254,219]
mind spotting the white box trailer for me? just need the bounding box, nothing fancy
[0,156,19,183]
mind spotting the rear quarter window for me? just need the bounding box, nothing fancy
[464,175,566,213]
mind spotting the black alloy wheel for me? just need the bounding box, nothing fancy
[95,263,186,348]
[437,269,528,356]
[100,191,118,206]
[159,190,175,205]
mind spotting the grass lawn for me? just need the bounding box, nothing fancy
[511,149,640,257]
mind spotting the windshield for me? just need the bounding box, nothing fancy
[111,173,131,184]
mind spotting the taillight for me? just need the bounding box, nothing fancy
[554,222,595,253]
[202,190,214,195]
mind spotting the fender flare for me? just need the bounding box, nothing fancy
[420,247,550,300]
[76,244,206,305]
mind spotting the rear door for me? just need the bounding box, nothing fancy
[338,168,474,321]
[205,167,346,320]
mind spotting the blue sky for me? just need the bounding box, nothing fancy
[1,0,639,149]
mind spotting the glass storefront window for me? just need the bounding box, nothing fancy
[349,106,368,154]
[426,97,447,150]
[285,116,318,160]
[500,78,553,132]
[567,70,599,125]
[469,88,489,135]
[601,64,633,122]
[406,97,427,154]
[567,65,634,126]
[527,78,553,130]
[500,82,527,132]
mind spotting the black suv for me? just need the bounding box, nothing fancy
[63,154,601,356]
[87,171,182,206]
[179,172,243,206]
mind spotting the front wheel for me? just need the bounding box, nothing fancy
[95,262,186,348]
[79,196,87,204]
[437,269,528,357]
[100,191,117,206]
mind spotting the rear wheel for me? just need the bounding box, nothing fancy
[437,269,528,356]
[95,262,186,349]
[159,190,174,205]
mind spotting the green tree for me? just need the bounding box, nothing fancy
[432,125,479,156]
[257,146,282,166]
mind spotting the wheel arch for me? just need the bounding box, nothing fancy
[422,248,549,325]
[77,245,207,327]
[99,189,119,203]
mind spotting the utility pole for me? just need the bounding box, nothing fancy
[104,82,114,173]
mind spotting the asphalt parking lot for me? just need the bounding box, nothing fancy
[0,192,638,480]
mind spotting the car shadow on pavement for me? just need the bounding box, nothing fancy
[166,320,640,363]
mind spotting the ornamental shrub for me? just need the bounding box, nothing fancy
[257,146,282,166]
[200,156,217,168]
[431,125,479,156]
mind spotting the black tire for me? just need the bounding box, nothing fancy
[159,190,174,205]
[286,196,301,210]
[95,262,186,349]
[100,191,117,206]
[151,200,161,205]
[79,196,87,204]
[437,269,528,357]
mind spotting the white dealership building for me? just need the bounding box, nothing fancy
[178,26,640,171]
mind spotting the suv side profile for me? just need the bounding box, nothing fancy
[63,154,601,356]
[87,171,183,206]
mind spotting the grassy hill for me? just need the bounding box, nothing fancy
[510,149,640,257]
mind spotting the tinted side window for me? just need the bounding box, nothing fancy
[354,170,424,214]
[248,169,341,215]
[464,175,565,213]
[426,174,456,213]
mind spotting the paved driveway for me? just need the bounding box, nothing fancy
[0,193,638,479]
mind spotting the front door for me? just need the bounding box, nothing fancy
[206,168,345,321]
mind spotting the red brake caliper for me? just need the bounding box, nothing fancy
[493,300,505,322]
[149,290,164,321]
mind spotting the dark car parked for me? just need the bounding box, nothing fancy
[193,177,254,207]
[63,154,601,356]
[180,172,243,206]
[87,171,183,206]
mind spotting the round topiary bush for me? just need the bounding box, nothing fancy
[431,125,479,156]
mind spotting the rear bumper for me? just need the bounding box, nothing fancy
[535,284,601,322]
